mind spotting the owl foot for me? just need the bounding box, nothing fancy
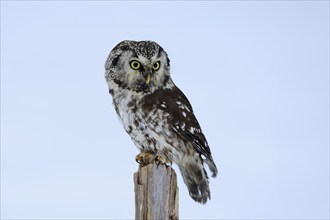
[155,155,173,167]
[135,152,171,167]
[135,152,155,166]
[155,155,168,167]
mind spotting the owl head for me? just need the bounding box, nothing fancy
[105,40,171,93]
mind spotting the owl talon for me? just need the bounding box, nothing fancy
[135,156,142,164]
[135,152,170,167]
[155,154,168,166]
[135,151,155,166]
[156,160,161,167]
[163,161,173,167]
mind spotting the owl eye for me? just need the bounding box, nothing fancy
[130,60,141,70]
[152,61,160,71]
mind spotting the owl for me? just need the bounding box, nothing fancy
[105,40,218,204]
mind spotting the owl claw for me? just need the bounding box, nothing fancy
[135,152,171,167]
[155,155,167,166]
[156,160,161,168]
[135,151,155,166]
[135,156,142,164]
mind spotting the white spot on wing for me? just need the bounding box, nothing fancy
[180,122,186,130]
[176,101,185,109]
[184,105,191,112]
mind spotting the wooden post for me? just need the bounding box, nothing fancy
[134,163,179,220]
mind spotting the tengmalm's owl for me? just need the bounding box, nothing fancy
[105,40,218,204]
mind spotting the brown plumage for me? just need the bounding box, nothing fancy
[105,40,218,203]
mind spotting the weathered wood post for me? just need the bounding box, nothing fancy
[134,163,179,220]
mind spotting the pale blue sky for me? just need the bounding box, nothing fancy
[1,1,329,219]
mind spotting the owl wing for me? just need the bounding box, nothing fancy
[165,86,218,177]
[167,86,213,158]
[140,84,218,177]
[143,85,212,159]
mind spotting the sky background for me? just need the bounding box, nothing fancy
[1,1,329,219]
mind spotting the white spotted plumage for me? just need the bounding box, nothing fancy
[105,40,218,204]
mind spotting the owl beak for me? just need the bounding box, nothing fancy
[146,73,151,84]
[143,67,152,85]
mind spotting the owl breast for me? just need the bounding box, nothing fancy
[113,88,182,162]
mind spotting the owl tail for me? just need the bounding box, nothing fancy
[179,158,214,204]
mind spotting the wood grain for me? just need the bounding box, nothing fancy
[134,163,179,220]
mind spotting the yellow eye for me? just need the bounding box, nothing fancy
[153,61,160,71]
[130,60,141,70]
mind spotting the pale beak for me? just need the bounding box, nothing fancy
[146,73,151,84]
[142,67,152,85]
